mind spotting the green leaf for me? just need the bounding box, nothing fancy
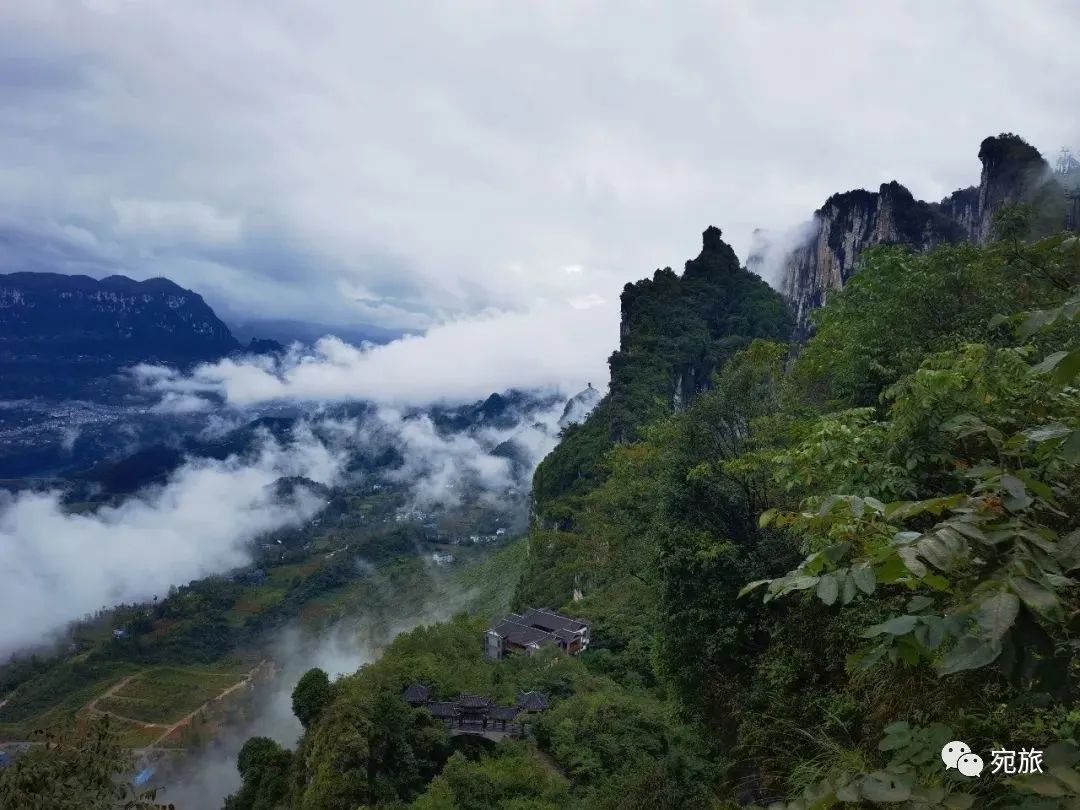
[916,537,956,571]
[938,635,1001,675]
[949,521,986,543]
[898,547,928,577]
[862,615,918,638]
[758,508,778,528]
[1009,576,1063,621]
[852,564,876,595]
[875,554,909,584]
[977,592,1019,644]
[817,574,839,606]
[738,579,772,599]
[1050,765,1080,793]
[1020,307,1062,339]
[1013,771,1070,797]
[1001,474,1027,499]
[823,542,852,564]
[916,616,946,650]
[1056,531,1080,574]
[859,773,911,802]
[841,573,858,605]
[907,595,934,612]
[878,730,912,751]
[1061,430,1080,463]
[922,573,951,591]
[835,782,860,802]
[1052,349,1080,385]
[1031,350,1068,375]
[1044,742,1080,769]
[818,495,842,516]
[1025,423,1072,442]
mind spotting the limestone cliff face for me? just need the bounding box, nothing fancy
[778,134,1072,338]
[937,186,980,241]
[1058,151,1080,232]
[780,182,962,338]
[972,135,1064,242]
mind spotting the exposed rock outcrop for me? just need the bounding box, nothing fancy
[558,383,601,429]
[780,182,963,338]
[776,134,1074,338]
[971,134,1064,243]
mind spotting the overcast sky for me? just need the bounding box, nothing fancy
[1,1,1078,334]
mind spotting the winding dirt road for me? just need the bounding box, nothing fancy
[85,661,268,750]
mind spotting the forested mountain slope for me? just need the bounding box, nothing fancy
[7,181,1080,810]
[532,226,792,528]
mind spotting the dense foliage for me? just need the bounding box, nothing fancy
[0,716,171,810]
[227,219,1079,808]
[42,215,1072,809]
[219,614,717,809]
[513,215,1080,807]
[532,227,792,526]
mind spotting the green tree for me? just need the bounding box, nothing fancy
[291,667,332,729]
[223,736,293,810]
[0,715,170,810]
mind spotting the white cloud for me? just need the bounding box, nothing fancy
[150,391,214,414]
[0,385,587,657]
[364,399,566,510]
[746,220,821,289]
[112,198,243,246]
[0,428,344,658]
[133,295,618,406]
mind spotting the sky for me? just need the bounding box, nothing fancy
[1,1,1078,345]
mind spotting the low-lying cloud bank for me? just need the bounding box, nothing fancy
[0,427,344,659]
[0,388,582,658]
[132,297,617,408]
[365,401,563,509]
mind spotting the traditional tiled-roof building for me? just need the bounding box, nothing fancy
[484,607,590,660]
[401,685,544,736]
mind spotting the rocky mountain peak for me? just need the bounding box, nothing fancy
[772,133,1074,338]
[558,382,602,429]
[683,225,741,280]
[702,225,725,252]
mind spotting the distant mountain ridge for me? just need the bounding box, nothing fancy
[0,272,240,360]
[0,273,318,398]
